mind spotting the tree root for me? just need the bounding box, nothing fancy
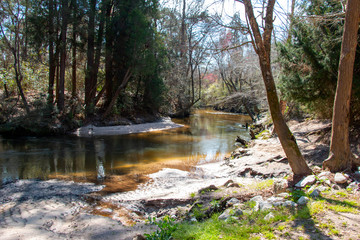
[323,152,360,172]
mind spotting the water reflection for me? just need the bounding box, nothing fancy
[0,110,252,191]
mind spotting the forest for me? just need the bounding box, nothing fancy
[0,0,358,129]
[1,0,360,239]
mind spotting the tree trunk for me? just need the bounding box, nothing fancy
[14,50,30,114]
[103,69,132,118]
[323,0,360,172]
[71,0,77,98]
[104,0,114,107]
[58,0,69,112]
[48,0,56,105]
[243,0,312,176]
[85,0,96,115]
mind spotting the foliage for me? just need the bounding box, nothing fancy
[277,0,360,119]
[144,216,178,240]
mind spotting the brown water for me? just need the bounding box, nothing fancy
[0,110,251,192]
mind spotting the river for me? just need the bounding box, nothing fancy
[0,110,251,193]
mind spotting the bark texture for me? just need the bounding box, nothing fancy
[243,0,312,176]
[323,0,360,172]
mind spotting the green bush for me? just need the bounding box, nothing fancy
[145,216,178,240]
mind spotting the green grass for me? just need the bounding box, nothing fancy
[249,179,274,191]
[173,208,291,240]
[169,187,360,240]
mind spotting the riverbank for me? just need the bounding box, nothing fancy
[1,118,360,239]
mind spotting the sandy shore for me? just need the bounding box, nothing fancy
[72,118,184,137]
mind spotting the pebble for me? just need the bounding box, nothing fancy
[295,175,316,188]
[250,196,263,203]
[297,196,309,205]
[347,182,359,191]
[282,200,297,208]
[226,198,240,207]
[259,202,273,211]
[334,173,347,184]
[318,171,331,178]
[264,212,275,221]
[309,189,320,198]
[218,209,232,220]
[319,176,331,186]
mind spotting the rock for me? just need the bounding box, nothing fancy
[232,209,243,217]
[307,185,317,194]
[226,198,240,208]
[332,184,341,190]
[250,195,263,203]
[267,196,284,202]
[334,173,348,184]
[283,200,297,208]
[319,176,331,186]
[346,182,359,191]
[297,196,309,205]
[266,196,285,207]
[218,209,232,220]
[190,217,197,222]
[101,208,113,214]
[295,175,316,188]
[318,171,332,178]
[259,202,273,211]
[318,185,329,191]
[273,178,288,194]
[218,208,243,221]
[198,185,218,193]
[277,192,290,198]
[309,189,321,198]
[264,212,275,221]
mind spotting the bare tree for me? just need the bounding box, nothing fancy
[0,0,30,114]
[323,0,360,172]
[238,0,312,176]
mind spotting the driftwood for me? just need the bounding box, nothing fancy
[235,136,248,146]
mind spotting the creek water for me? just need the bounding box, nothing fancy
[0,110,252,193]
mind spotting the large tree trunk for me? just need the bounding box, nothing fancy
[58,0,69,112]
[85,0,97,116]
[243,0,312,176]
[323,0,360,172]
